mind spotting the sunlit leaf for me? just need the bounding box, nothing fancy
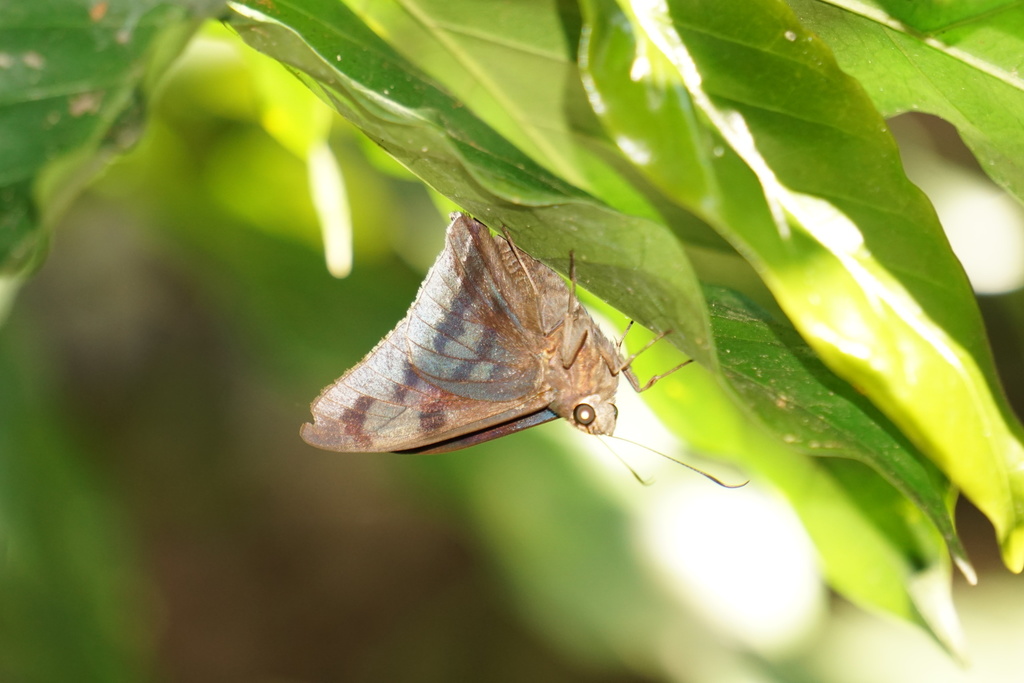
[579,0,1024,571]
[790,0,1024,203]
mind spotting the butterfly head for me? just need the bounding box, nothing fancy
[566,393,618,436]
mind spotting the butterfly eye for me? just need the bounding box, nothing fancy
[573,403,596,426]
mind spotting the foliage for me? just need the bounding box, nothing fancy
[3,0,1024,677]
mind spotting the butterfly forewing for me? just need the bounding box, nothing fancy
[301,214,557,452]
[404,225,540,401]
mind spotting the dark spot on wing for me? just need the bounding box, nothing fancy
[419,410,448,433]
[476,326,501,362]
[341,395,374,433]
[449,359,475,381]
[435,309,467,348]
[392,364,420,403]
[338,395,375,449]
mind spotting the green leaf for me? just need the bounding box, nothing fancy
[706,286,967,574]
[336,0,727,254]
[789,0,1024,203]
[579,0,1024,571]
[0,0,212,317]
[345,0,657,219]
[593,288,966,653]
[226,0,985,647]
[227,0,713,356]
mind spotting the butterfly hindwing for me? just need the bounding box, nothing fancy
[399,408,559,454]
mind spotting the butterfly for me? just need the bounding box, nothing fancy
[301,212,684,454]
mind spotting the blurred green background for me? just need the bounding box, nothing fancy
[3,24,1024,683]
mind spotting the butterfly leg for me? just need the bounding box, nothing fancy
[615,320,635,353]
[559,251,590,368]
[567,249,579,306]
[619,329,693,393]
[623,359,694,393]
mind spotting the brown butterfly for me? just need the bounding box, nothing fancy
[301,212,684,454]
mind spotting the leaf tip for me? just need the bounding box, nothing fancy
[1000,526,1024,574]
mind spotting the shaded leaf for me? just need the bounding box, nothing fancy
[227,0,713,356]
[0,0,213,315]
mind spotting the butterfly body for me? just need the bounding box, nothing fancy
[301,213,633,454]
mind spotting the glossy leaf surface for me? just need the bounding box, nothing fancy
[579,0,1024,571]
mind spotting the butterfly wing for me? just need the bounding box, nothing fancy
[301,214,562,453]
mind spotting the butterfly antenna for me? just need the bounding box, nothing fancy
[596,436,655,486]
[604,434,747,488]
